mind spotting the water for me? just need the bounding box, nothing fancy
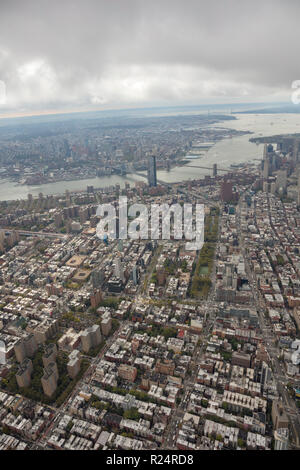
[0,113,300,201]
[0,174,147,201]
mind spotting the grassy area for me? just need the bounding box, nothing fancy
[98,297,122,309]
[189,209,219,299]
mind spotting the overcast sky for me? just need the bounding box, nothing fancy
[0,0,298,116]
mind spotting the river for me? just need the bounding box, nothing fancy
[0,113,300,201]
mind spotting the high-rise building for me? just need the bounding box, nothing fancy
[263,159,270,179]
[42,343,57,368]
[67,350,81,379]
[270,181,276,195]
[90,289,102,309]
[220,181,233,202]
[81,324,102,353]
[16,358,33,388]
[41,362,58,397]
[115,258,125,282]
[260,361,271,391]
[54,211,63,228]
[213,163,217,177]
[14,334,38,363]
[293,139,299,162]
[263,181,269,193]
[101,315,112,336]
[276,170,287,193]
[91,269,104,288]
[24,334,38,357]
[272,400,289,430]
[147,155,157,187]
[274,428,289,450]
[262,143,274,178]
[132,265,139,285]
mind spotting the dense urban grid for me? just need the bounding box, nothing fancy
[0,113,244,186]
[1,117,300,452]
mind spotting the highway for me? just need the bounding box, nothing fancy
[3,229,68,239]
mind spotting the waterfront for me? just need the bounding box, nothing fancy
[1,112,300,201]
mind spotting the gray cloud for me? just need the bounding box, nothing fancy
[0,0,298,114]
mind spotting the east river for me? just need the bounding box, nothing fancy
[0,113,300,201]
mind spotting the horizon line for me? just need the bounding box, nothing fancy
[0,100,291,122]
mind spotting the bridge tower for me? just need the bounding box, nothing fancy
[213,163,217,177]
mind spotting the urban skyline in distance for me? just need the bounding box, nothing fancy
[1,0,300,461]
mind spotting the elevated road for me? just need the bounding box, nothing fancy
[3,229,68,239]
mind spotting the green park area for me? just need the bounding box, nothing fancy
[189,207,219,299]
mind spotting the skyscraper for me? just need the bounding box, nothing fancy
[262,143,274,179]
[115,257,125,282]
[263,159,269,179]
[276,170,287,193]
[293,139,299,163]
[147,155,157,187]
[220,181,233,202]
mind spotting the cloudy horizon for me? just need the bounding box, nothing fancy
[0,0,299,116]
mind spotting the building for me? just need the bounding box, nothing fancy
[58,328,82,351]
[293,138,300,162]
[90,289,102,309]
[41,362,58,397]
[276,169,287,193]
[81,325,102,353]
[67,350,81,379]
[101,315,112,336]
[220,181,233,203]
[42,343,57,368]
[274,428,289,450]
[107,277,124,293]
[118,364,137,382]
[91,269,104,288]
[155,359,175,376]
[33,318,59,345]
[132,265,139,285]
[114,258,125,282]
[272,400,289,430]
[14,334,38,363]
[262,144,274,179]
[231,351,251,368]
[147,155,157,187]
[263,159,270,179]
[16,358,33,388]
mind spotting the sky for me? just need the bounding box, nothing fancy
[0,0,299,116]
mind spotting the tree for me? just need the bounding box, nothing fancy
[238,438,246,448]
[123,408,140,420]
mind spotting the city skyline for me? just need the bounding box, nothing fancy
[1,0,300,457]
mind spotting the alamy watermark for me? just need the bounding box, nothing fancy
[96,197,205,251]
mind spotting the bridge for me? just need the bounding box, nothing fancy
[134,163,227,182]
[3,229,68,240]
[183,165,228,173]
